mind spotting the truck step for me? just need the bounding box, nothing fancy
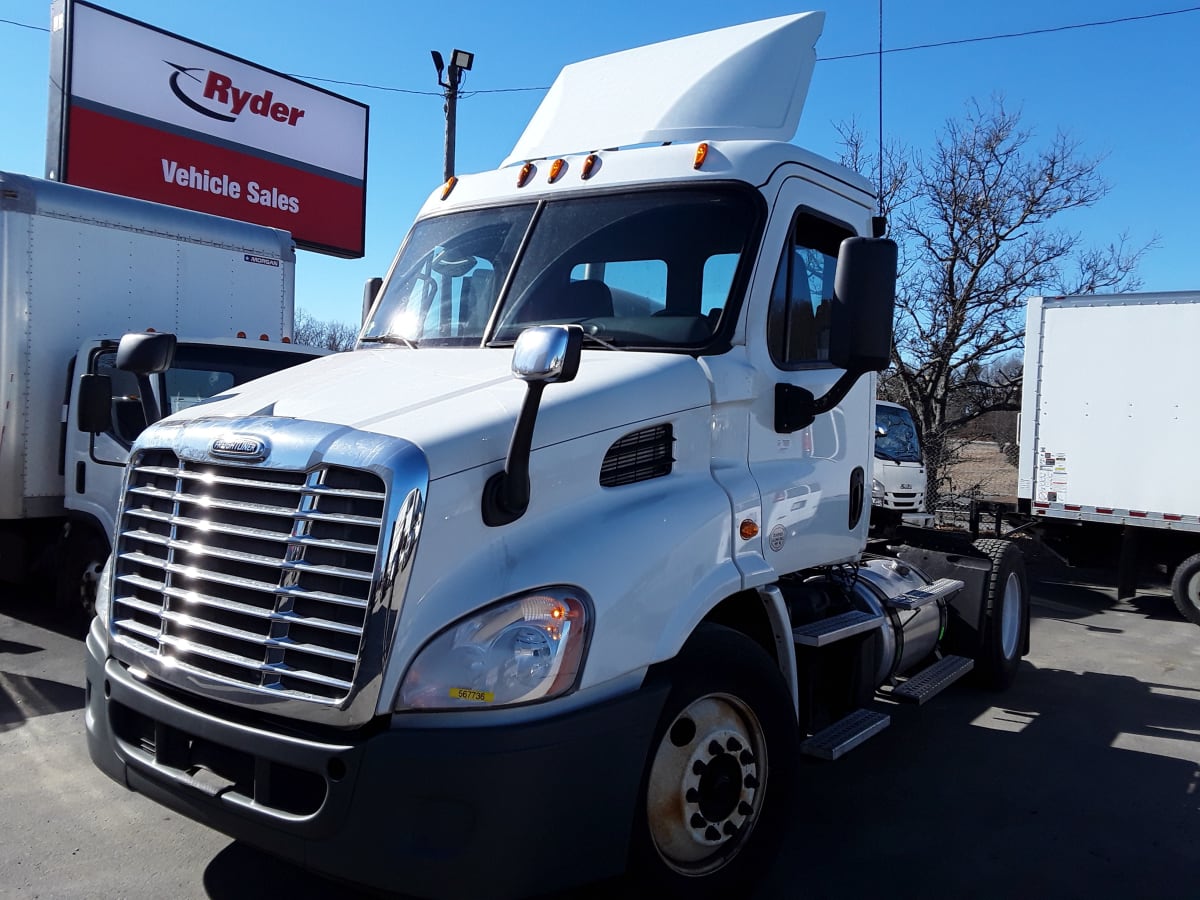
[800,708,891,760]
[887,655,974,704]
[792,609,884,647]
[885,577,964,610]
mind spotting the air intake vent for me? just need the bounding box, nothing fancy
[600,425,674,487]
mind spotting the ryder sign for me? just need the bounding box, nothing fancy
[47,1,368,257]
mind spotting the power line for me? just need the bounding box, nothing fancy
[3,6,1199,96]
[821,6,1200,61]
[0,16,49,32]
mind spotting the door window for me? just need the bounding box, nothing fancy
[766,212,852,368]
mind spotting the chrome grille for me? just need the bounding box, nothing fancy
[112,449,385,705]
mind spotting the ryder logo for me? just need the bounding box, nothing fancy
[166,62,306,126]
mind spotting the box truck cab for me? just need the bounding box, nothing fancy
[0,171,324,616]
[86,14,1029,897]
[872,400,931,525]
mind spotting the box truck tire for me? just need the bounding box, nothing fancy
[972,539,1029,690]
[56,525,109,627]
[1170,553,1200,626]
[633,624,797,895]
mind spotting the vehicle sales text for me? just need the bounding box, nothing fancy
[161,159,300,214]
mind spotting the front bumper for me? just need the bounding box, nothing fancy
[85,622,669,899]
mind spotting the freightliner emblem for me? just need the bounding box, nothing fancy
[211,435,269,461]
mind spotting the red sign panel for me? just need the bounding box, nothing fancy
[50,2,368,257]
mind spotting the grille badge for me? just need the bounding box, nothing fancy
[211,434,270,461]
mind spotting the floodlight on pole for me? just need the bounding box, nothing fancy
[432,47,474,182]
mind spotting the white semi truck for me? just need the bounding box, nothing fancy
[1017,291,1200,625]
[0,171,324,615]
[86,15,1029,897]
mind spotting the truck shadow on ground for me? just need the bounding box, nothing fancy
[0,671,86,733]
[1028,561,1183,624]
[201,660,1200,900]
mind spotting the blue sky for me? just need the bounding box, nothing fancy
[2,1,1197,325]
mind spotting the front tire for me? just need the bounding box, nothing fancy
[972,538,1029,690]
[1170,552,1200,626]
[630,624,797,896]
[56,528,109,629]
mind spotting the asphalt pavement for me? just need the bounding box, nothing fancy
[1,561,1197,899]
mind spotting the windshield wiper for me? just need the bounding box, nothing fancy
[874,448,901,462]
[580,331,622,351]
[359,335,418,349]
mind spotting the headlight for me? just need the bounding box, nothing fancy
[872,478,885,498]
[94,556,114,624]
[396,587,591,711]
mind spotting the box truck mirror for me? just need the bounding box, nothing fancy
[482,325,584,526]
[76,374,113,433]
[115,332,178,375]
[115,332,177,427]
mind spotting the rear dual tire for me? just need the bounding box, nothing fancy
[1170,553,1200,626]
[972,538,1029,690]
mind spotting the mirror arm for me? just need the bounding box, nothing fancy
[775,366,867,434]
[482,381,547,526]
[134,373,162,426]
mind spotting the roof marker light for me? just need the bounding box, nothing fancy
[693,142,709,169]
[517,162,534,187]
[259,334,269,341]
[548,158,565,183]
[581,154,599,179]
[281,336,291,343]
[236,331,247,339]
[440,176,458,200]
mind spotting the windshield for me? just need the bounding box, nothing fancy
[875,404,922,463]
[361,186,759,351]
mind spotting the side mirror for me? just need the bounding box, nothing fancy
[76,373,113,433]
[776,236,897,434]
[115,332,177,427]
[362,276,383,326]
[116,331,177,375]
[482,325,584,526]
[511,324,583,384]
[828,236,897,373]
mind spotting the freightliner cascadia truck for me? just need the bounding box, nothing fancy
[86,14,1029,897]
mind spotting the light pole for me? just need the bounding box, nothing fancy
[431,48,474,183]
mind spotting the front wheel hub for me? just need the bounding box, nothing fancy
[646,693,766,875]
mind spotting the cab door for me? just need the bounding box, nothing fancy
[63,344,148,539]
[744,181,875,576]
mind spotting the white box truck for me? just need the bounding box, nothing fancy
[872,400,931,526]
[0,171,324,614]
[1017,291,1200,625]
[86,14,1030,897]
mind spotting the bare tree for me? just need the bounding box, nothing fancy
[841,98,1153,508]
[293,309,358,351]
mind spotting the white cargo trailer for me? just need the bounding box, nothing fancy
[1017,291,1200,624]
[0,171,322,612]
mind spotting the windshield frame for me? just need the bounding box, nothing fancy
[360,181,767,356]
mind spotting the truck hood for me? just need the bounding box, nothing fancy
[160,347,713,479]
